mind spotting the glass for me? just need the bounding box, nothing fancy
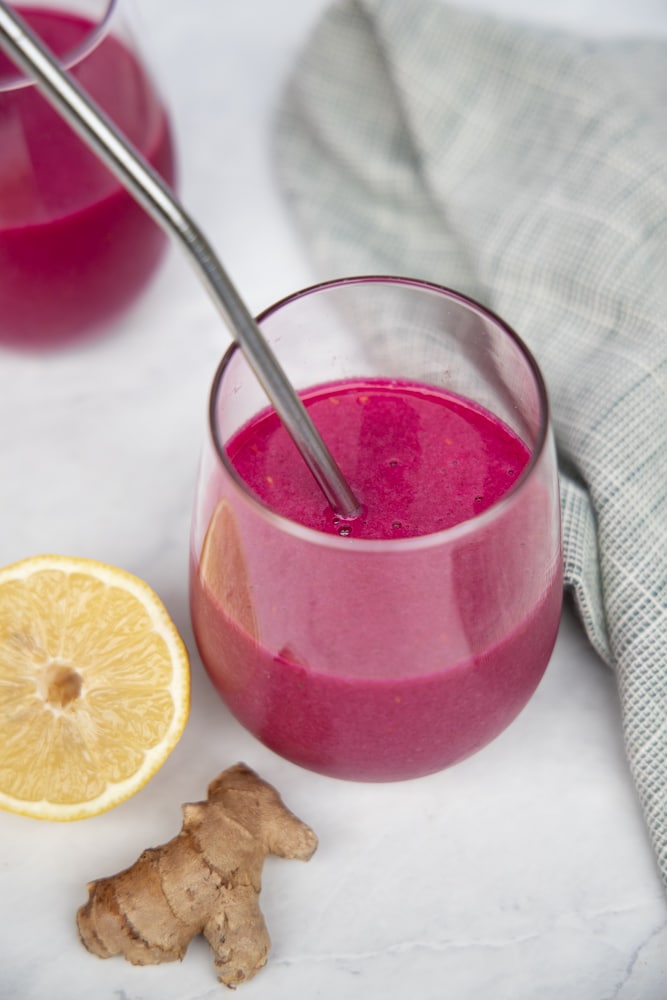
[190,277,563,782]
[0,0,175,349]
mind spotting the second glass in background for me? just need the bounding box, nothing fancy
[0,0,175,349]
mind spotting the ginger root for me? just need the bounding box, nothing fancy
[76,763,318,988]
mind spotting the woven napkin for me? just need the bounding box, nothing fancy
[274,0,667,884]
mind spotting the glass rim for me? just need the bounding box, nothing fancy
[208,275,553,552]
[0,0,118,93]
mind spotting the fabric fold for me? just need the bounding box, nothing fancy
[274,0,667,887]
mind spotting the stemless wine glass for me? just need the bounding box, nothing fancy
[190,277,563,782]
[0,0,175,348]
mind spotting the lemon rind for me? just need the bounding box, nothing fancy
[0,555,191,821]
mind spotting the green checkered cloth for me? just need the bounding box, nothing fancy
[274,0,667,883]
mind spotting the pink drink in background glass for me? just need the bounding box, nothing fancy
[190,278,563,781]
[0,2,175,348]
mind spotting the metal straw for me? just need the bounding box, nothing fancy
[0,1,360,518]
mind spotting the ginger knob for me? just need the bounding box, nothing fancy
[76,763,318,987]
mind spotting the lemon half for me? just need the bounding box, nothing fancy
[0,555,190,820]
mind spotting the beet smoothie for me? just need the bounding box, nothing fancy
[0,7,175,347]
[191,378,562,780]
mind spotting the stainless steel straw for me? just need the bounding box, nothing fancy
[0,1,360,518]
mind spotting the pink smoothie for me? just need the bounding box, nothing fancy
[0,7,175,347]
[191,378,562,780]
[228,379,530,538]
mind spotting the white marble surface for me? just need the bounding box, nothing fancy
[2,1,667,997]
